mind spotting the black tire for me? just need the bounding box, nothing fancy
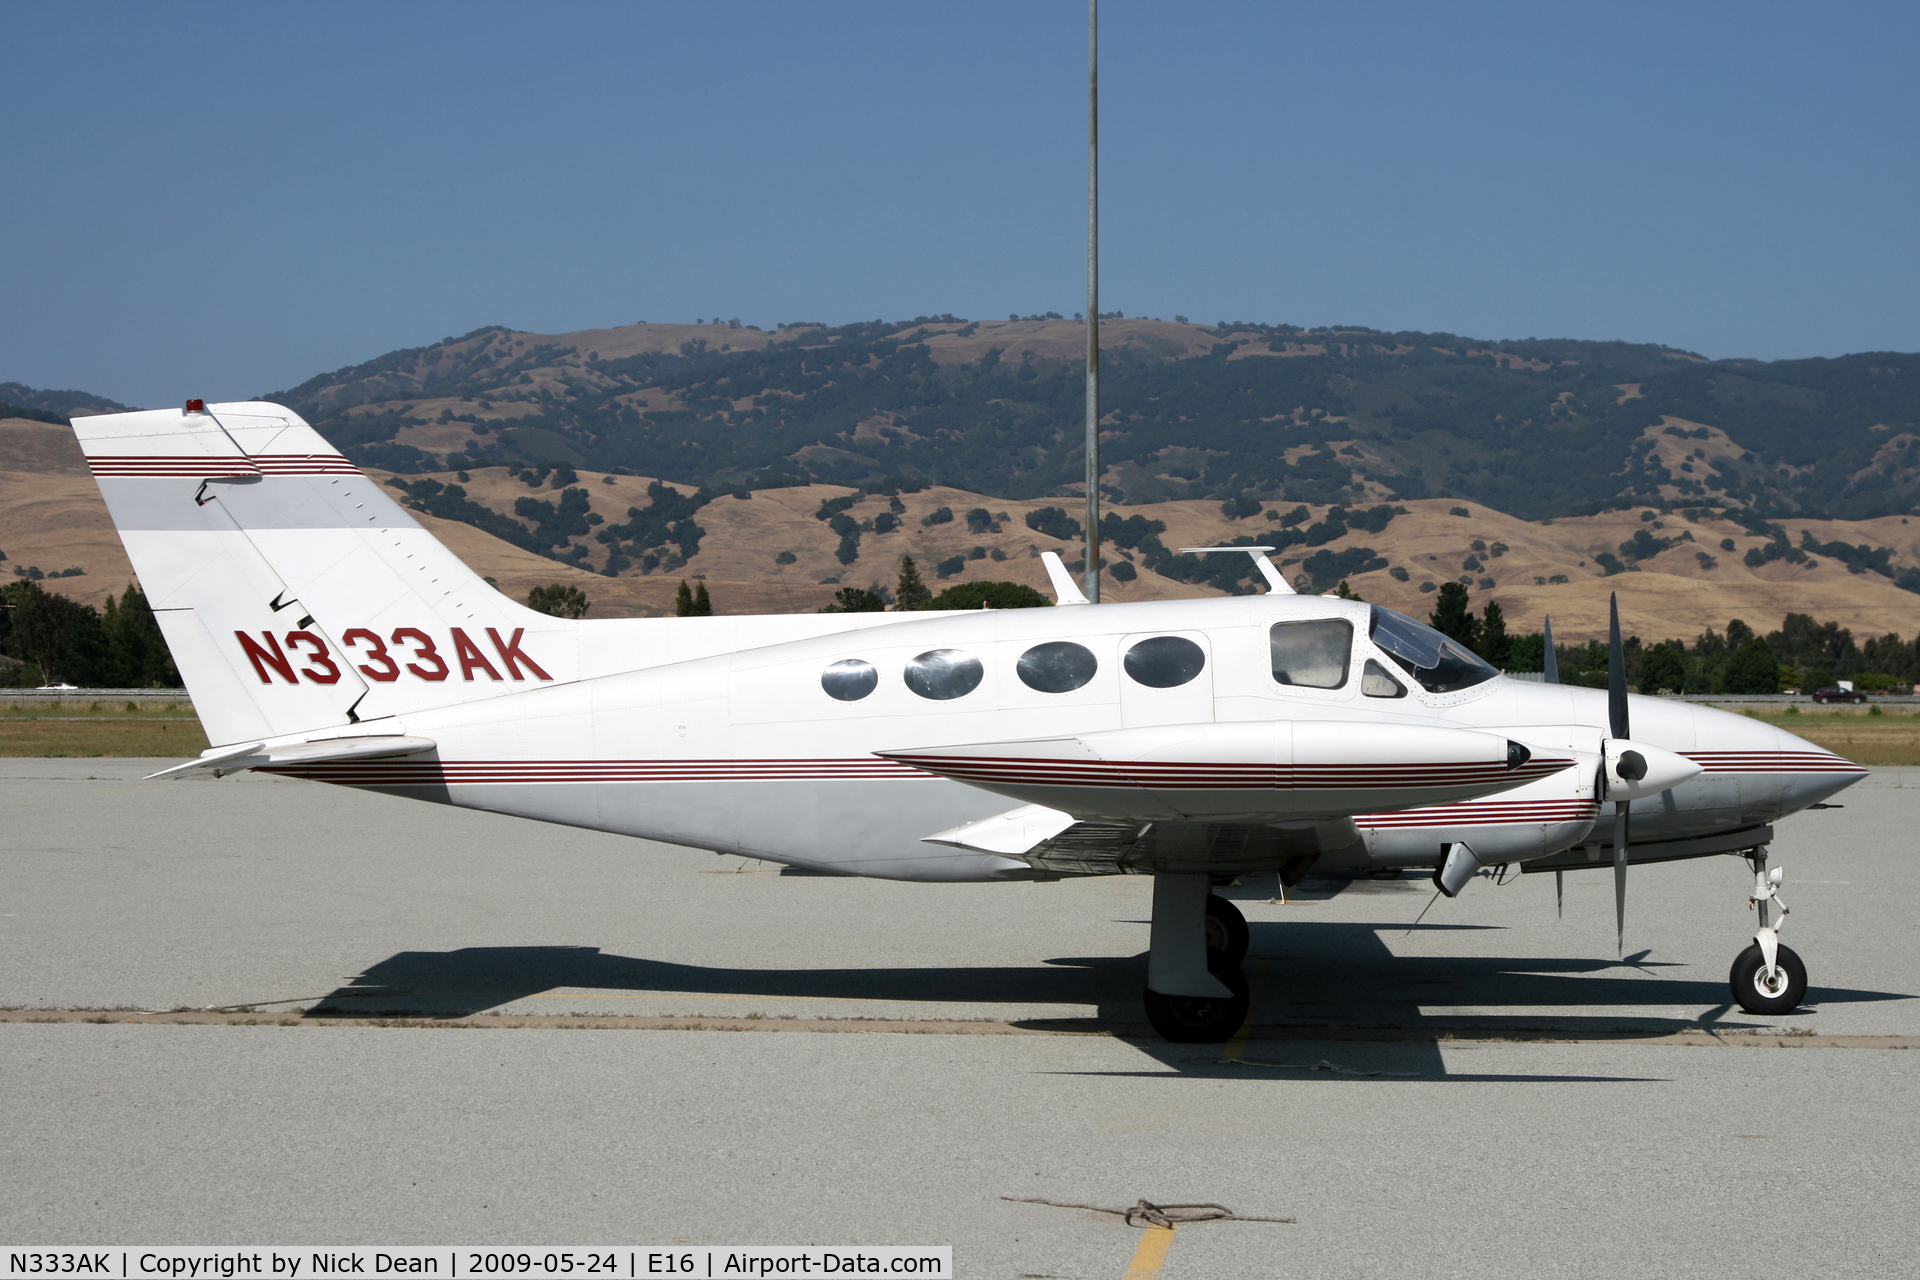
[1143,957,1250,1044]
[1204,894,1250,966]
[1729,942,1808,1015]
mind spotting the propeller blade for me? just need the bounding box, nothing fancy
[1613,799,1628,958]
[1555,869,1563,919]
[1543,615,1558,684]
[1607,593,1629,740]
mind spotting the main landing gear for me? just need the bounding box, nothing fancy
[1729,848,1808,1016]
[1143,874,1251,1043]
[1204,892,1250,966]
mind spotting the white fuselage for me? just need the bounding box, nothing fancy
[262,594,1862,880]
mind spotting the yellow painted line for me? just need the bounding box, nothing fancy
[1121,1226,1175,1280]
[1221,956,1265,1061]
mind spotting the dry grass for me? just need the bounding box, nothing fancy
[0,701,208,757]
[1742,707,1920,767]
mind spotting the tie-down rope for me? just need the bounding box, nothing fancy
[1001,1196,1295,1227]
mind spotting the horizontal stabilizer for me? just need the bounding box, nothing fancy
[146,734,437,780]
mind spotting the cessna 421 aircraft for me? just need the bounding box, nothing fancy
[75,401,1865,1041]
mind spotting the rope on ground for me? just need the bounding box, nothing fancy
[1001,1196,1294,1227]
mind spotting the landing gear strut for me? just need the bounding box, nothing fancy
[1730,849,1808,1016]
[1143,873,1250,1043]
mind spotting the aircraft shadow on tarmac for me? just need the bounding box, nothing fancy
[308,872,1908,1081]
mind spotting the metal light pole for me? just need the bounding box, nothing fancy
[1083,0,1101,602]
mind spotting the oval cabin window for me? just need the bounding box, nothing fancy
[821,658,879,701]
[1123,635,1206,688]
[1017,641,1099,693]
[904,648,984,700]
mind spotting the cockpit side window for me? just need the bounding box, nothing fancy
[1361,658,1407,698]
[1367,605,1497,694]
[1269,618,1351,689]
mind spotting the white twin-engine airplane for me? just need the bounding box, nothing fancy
[76,401,1866,1041]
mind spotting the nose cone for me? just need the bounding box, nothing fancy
[1689,703,1868,815]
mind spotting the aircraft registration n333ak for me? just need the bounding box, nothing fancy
[76,401,1865,1041]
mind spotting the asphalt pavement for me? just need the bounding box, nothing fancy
[2,760,1916,1275]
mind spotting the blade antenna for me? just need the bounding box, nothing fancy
[1542,615,1559,684]
[1608,592,1629,958]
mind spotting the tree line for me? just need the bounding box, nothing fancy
[0,580,181,688]
[1426,581,1916,694]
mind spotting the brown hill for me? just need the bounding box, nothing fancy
[6,416,1919,642]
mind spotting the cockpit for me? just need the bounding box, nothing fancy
[1365,604,1498,694]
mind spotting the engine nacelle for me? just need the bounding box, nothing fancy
[879,720,1573,823]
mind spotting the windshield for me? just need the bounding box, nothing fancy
[1367,605,1497,694]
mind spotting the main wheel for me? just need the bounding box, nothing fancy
[1729,942,1808,1015]
[1204,894,1250,966]
[1143,957,1250,1044]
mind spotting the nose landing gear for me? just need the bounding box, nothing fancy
[1730,850,1807,1016]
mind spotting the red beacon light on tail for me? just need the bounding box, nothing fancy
[184,399,207,413]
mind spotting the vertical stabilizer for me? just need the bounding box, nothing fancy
[75,402,581,745]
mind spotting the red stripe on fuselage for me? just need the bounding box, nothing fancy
[86,453,359,477]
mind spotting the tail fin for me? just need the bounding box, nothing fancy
[75,401,579,746]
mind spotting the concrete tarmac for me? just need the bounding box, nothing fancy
[3,760,1918,1275]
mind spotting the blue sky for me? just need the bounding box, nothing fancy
[5,1,1917,407]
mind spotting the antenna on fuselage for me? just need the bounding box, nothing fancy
[1040,551,1091,605]
[1177,546,1294,594]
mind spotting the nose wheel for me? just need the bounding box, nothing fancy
[1730,941,1808,1015]
[1730,850,1807,1016]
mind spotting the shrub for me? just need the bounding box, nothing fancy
[527,583,590,618]
[929,581,1050,609]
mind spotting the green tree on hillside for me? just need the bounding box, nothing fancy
[820,586,886,613]
[527,584,591,618]
[0,579,177,687]
[1428,582,1479,650]
[1476,600,1511,668]
[1639,641,1688,693]
[1721,638,1781,694]
[927,581,1050,610]
[893,556,932,611]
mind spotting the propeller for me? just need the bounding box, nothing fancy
[1543,614,1559,684]
[1607,592,1630,958]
